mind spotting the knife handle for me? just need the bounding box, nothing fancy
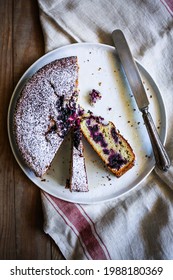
[142,108,170,171]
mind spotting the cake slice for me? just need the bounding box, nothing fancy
[14,56,79,177]
[69,121,88,192]
[80,112,135,177]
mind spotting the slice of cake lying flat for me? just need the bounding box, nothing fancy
[14,57,78,177]
[80,112,135,177]
[69,121,88,192]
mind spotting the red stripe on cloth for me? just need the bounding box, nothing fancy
[78,204,111,260]
[43,192,89,259]
[46,193,110,260]
[161,0,173,15]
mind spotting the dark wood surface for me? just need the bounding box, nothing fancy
[0,0,64,260]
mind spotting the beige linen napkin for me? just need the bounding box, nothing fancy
[38,0,173,259]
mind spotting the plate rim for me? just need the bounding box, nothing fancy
[7,42,168,204]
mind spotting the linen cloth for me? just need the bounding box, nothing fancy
[37,0,173,259]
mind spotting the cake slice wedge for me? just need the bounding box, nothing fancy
[69,121,88,192]
[80,112,135,177]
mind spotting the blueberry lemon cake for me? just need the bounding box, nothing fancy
[69,120,88,192]
[80,111,135,177]
[14,56,79,177]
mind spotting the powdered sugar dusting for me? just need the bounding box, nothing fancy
[14,57,78,177]
[70,127,88,192]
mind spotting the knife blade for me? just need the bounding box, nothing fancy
[112,29,170,171]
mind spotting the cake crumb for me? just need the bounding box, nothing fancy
[106,175,111,181]
[89,89,102,106]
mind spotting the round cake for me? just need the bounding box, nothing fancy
[14,56,79,177]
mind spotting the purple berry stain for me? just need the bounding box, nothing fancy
[88,124,107,148]
[108,152,127,170]
[89,89,102,105]
[111,127,118,143]
[73,119,81,150]
[56,94,77,138]
[103,148,109,155]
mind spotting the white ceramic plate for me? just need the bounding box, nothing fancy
[8,43,167,204]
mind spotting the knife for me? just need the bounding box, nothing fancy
[112,29,170,171]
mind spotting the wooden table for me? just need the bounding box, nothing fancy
[0,0,64,259]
